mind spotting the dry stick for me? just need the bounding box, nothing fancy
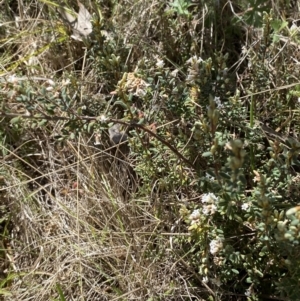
[109,119,196,169]
[0,112,196,169]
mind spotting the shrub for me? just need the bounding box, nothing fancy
[1,0,300,300]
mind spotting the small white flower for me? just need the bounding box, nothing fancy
[201,193,218,204]
[202,276,209,284]
[186,73,197,83]
[189,209,201,221]
[202,206,209,216]
[241,203,250,211]
[186,55,203,65]
[241,46,248,55]
[7,74,18,84]
[47,79,55,86]
[290,24,299,33]
[210,238,223,255]
[62,79,71,86]
[245,288,252,297]
[210,204,217,214]
[156,58,165,68]
[203,203,217,216]
[99,114,107,122]
[214,96,223,108]
[205,173,215,181]
[170,69,179,77]
[186,56,203,83]
[46,86,54,91]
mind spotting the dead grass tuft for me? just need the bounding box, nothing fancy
[2,131,196,300]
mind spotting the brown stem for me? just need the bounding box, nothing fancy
[0,112,198,169]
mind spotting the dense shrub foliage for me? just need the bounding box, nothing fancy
[1,0,300,300]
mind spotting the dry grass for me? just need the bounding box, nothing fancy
[2,131,201,300]
[2,0,300,300]
[1,0,211,299]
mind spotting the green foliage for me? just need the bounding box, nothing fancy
[242,0,272,27]
[1,0,300,300]
[168,0,194,17]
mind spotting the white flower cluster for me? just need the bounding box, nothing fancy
[186,55,203,83]
[201,193,218,216]
[7,74,18,84]
[156,57,165,68]
[170,69,179,77]
[214,96,223,108]
[245,288,251,297]
[189,209,201,225]
[290,24,300,34]
[209,238,223,255]
[241,202,250,211]
[205,173,215,181]
[202,276,221,286]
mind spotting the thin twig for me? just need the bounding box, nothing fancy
[0,112,197,169]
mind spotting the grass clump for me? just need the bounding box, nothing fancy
[1,0,300,300]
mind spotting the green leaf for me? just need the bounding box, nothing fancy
[291,219,300,226]
[114,100,128,109]
[255,269,264,277]
[219,172,231,179]
[56,283,66,301]
[234,214,243,223]
[10,116,21,124]
[38,119,47,127]
[271,20,288,32]
[0,289,12,296]
[88,121,95,133]
[216,229,224,234]
[202,151,212,157]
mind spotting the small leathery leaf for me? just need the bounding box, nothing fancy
[10,116,21,124]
